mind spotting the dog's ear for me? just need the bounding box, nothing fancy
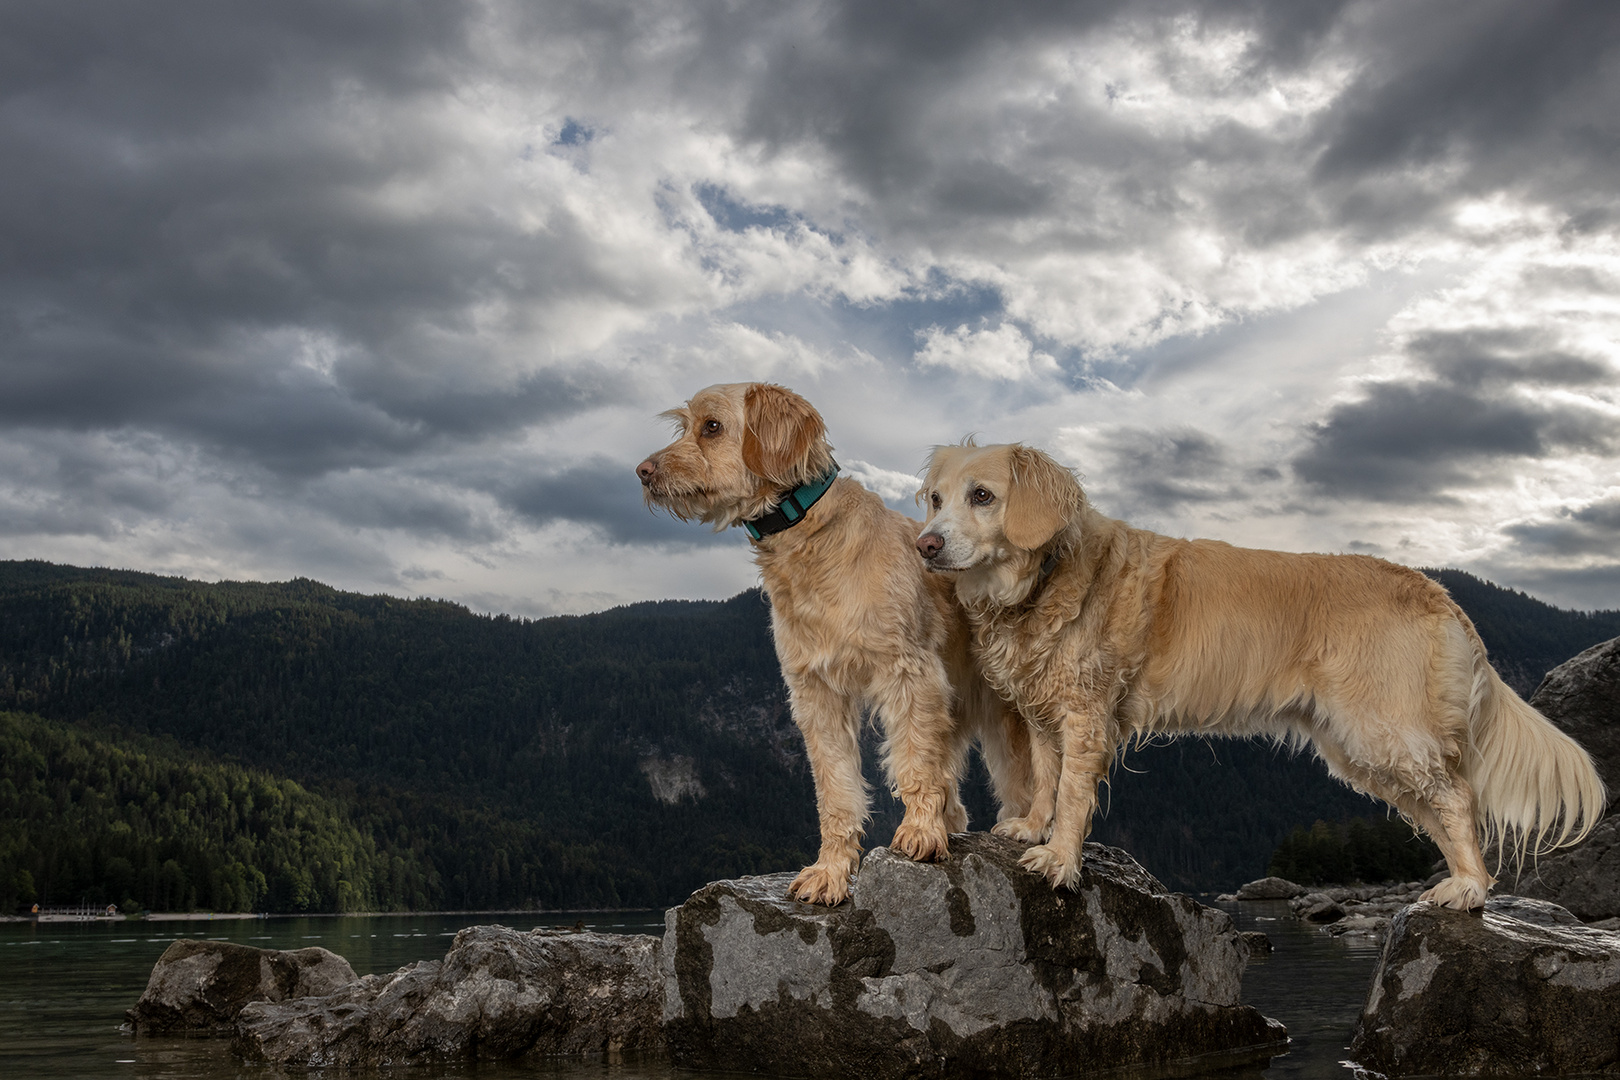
[916,446,944,508]
[1003,445,1080,550]
[742,383,830,486]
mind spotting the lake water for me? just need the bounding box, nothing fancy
[0,899,1381,1080]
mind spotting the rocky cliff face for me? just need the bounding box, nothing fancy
[661,833,1285,1079]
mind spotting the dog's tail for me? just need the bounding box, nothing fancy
[1463,634,1606,866]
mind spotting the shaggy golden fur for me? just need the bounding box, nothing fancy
[637,385,1055,905]
[916,441,1606,911]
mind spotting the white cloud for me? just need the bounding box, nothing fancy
[914,323,1058,381]
[841,460,923,506]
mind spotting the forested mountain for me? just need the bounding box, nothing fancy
[2,560,1616,911]
[0,711,422,914]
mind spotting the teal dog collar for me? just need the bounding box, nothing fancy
[744,463,839,541]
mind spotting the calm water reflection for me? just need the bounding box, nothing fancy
[0,900,1379,1080]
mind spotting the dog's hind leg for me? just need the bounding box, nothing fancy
[787,673,867,906]
[1412,777,1494,909]
[1311,735,1493,911]
[872,658,961,863]
[1370,775,1492,910]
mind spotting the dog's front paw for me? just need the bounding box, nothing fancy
[1419,875,1490,911]
[992,814,1050,845]
[890,818,950,863]
[788,863,852,906]
[1019,843,1082,890]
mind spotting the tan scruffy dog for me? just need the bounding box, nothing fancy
[637,384,1056,905]
[916,441,1605,911]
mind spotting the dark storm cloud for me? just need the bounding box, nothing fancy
[1089,426,1244,512]
[1310,0,1620,229]
[1486,562,1620,614]
[1293,329,1620,501]
[0,311,610,476]
[502,458,735,548]
[301,474,497,542]
[1504,496,1620,558]
[9,0,1615,475]
[648,0,1620,250]
[0,0,625,482]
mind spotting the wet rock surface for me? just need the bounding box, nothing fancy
[1350,896,1620,1077]
[1301,882,1430,942]
[126,939,357,1035]
[662,833,1286,1079]
[1223,876,1306,901]
[1226,875,1431,944]
[233,925,664,1066]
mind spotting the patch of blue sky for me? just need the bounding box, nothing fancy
[694,183,798,234]
[720,273,1006,365]
[554,118,593,146]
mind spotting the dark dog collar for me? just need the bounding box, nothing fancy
[1019,549,1062,607]
[744,462,840,541]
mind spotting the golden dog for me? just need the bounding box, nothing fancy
[915,441,1605,910]
[636,385,1054,904]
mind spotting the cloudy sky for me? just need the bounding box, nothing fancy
[4,0,1619,616]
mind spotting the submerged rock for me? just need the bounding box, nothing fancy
[1350,896,1620,1077]
[662,833,1286,1079]
[126,939,357,1035]
[233,925,664,1066]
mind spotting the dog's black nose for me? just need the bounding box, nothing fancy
[636,459,657,485]
[916,533,944,559]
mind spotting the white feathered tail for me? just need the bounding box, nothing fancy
[1465,645,1607,866]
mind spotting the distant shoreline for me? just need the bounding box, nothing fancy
[2,906,662,925]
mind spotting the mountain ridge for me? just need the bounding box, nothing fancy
[2,559,1616,911]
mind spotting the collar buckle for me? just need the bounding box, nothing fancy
[744,462,840,541]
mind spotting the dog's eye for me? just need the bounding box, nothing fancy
[972,487,995,506]
[930,491,941,509]
[701,419,722,437]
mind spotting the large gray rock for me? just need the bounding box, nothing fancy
[662,833,1286,1079]
[234,925,664,1066]
[1532,634,1620,800]
[1351,896,1620,1077]
[1232,876,1306,901]
[1501,636,1620,918]
[1511,815,1620,920]
[126,939,357,1034]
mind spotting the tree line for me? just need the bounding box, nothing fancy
[1,559,1614,910]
